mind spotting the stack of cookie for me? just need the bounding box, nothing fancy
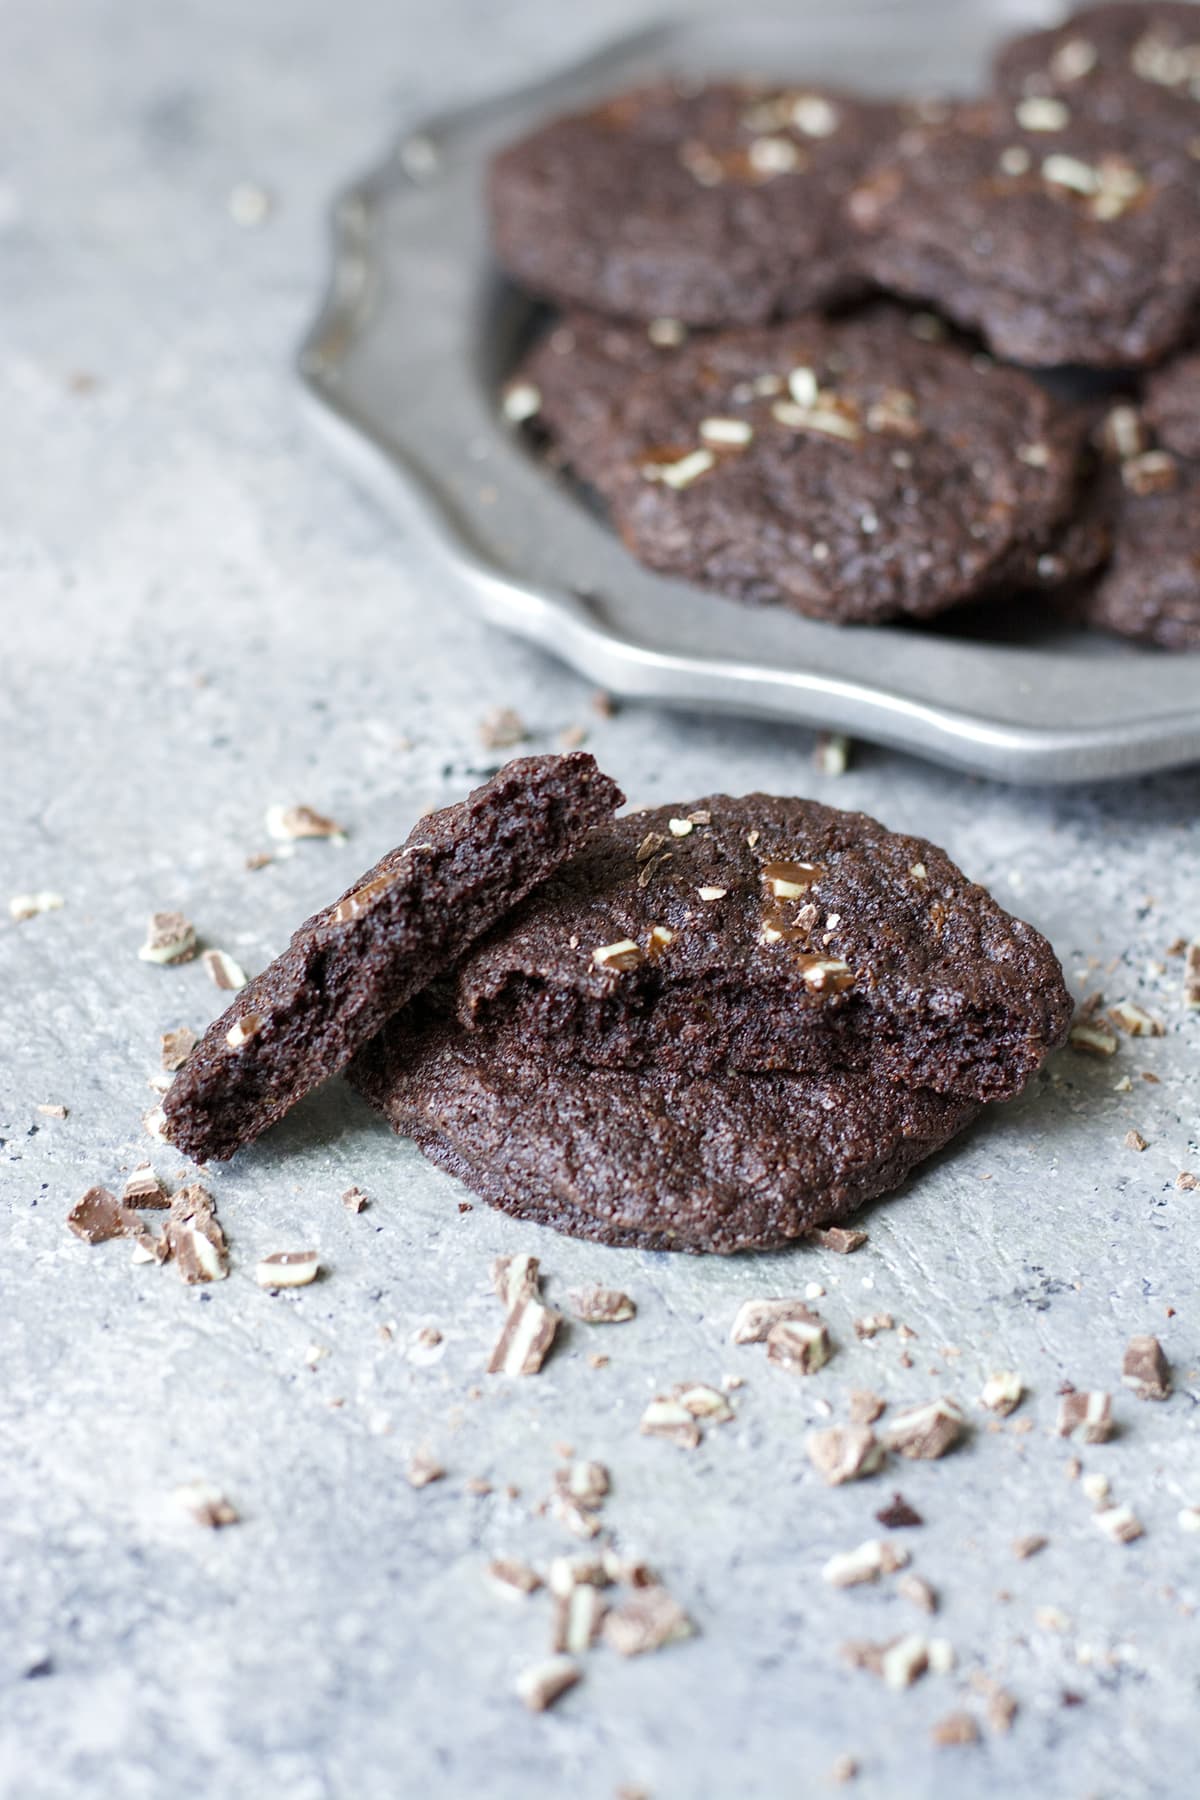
[489,1,1200,650]
[165,755,1072,1252]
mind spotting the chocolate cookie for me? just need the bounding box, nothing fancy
[848,98,1200,366]
[1144,349,1200,459]
[535,308,1093,624]
[994,3,1200,155]
[162,754,624,1162]
[489,80,902,327]
[507,311,683,489]
[349,1005,978,1255]
[1071,396,1200,648]
[449,796,1073,1103]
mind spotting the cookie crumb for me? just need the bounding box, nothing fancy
[1122,1335,1170,1401]
[849,1390,886,1425]
[1124,1128,1147,1152]
[342,1185,369,1212]
[731,1296,821,1344]
[1013,1533,1048,1560]
[875,1493,923,1529]
[897,1573,938,1614]
[1184,940,1200,1008]
[767,1314,833,1374]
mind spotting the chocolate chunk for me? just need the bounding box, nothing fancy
[1122,1333,1171,1400]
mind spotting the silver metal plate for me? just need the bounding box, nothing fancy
[298,1,1200,784]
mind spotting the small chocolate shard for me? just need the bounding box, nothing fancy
[639,1398,701,1449]
[979,1371,1023,1416]
[121,1164,169,1208]
[931,1712,979,1748]
[1124,1128,1148,1152]
[1068,1020,1118,1056]
[255,1249,320,1289]
[138,912,196,965]
[488,1295,560,1376]
[1012,1533,1048,1561]
[36,1103,68,1119]
[1055,1391,1113,1444]
[854,1313,894,1339]
[173,1482,238,1527]
[1184,939,1200,1009]
[165,1185,228,1283]
[849,1390,886,1425]
[160,1027,199,1072]
[1108,1000,1164,1038]
[806,1425,885,1486]
[342,1185,369,1212]
[766,1314,833,1373]
[809,1225,868,1253]
[1122,1335,1171,1401]
[491,1253,541,1309]
[202,949,248,992]
[673,1383,735,1422]
[406,1450,445,1489]
[549,1553,612,1596]
[552,1582,607,1653]
[884,1398,965,1460]
[875,1493,923,1529]
[603,1586,693,1657]
[515,1655,580,1712]
[841,1634,929,1689]
[822,1539,909,1588]
[67,1186,129,1245]
[897,1573,938,1614]
[265,803,346,841]
[985,1688,1019,1735]
[730,1296,820,1345]
[488,1557,542,1598]
[569,1285,636,1323]
[1093,1504,1144,1544]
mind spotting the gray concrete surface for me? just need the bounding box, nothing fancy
[2,3,1198,1796]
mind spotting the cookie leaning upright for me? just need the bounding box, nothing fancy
[488,80,902,327]
[162,754,624,1162]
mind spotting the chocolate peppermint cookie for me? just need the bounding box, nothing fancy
[532,308,1093,624]
[994,3,1200,155]
[162,754,624,1162]
[350,1004,978,1255]
[1070,393,1200,648]
[848,98,1200,366]
[448,795,1073,1104]
[489,80,902,327]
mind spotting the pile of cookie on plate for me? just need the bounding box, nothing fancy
[489,1,1200,649]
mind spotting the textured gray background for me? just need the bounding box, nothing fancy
[2,2,1198,1796]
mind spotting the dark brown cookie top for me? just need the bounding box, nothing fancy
[507,311,684,490]
[449,795,1072,1103]
[994,3,1200,154]
[1144,348,1200,459]
[488,80,904,327]
[161,754,624,1162]
[350,1005,978,1255]
[542,308,1089,624]
[1072,395,1200,648]
[848,97,1200,366]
